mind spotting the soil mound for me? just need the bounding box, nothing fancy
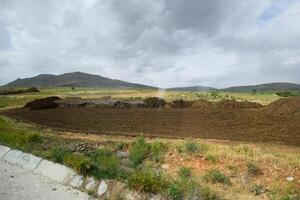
[215,99,263,109]
[144,97,166,108]
[264,96,300,116]
[170,99,193,108]
[24,96,61,110]
[191,100,213,109]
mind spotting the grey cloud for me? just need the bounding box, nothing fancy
[0,0,299,87]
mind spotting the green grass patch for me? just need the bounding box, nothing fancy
[203,169,231,185]
[129,137,150,167]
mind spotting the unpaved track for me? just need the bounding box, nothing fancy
[5,107,300,146]
[0,160,90,200]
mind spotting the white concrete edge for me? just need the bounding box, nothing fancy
[0,145,83,189]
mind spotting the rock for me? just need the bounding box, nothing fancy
[116,151,129,159]
[97,180,108,196]
[69,175,84,188]
[85,177,97,191]
[161,164,169,170]
[286,176,295,182]
[124,190,142,200]
[150,194,162,200]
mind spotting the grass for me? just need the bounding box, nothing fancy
[203,169,231,185]
[247,162,262,176]
[129,137,150,166]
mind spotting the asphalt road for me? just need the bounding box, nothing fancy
[0,160,91,200]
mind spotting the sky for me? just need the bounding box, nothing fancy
[0,0,300,88]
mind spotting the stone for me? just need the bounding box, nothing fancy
[69,175,84,188]
[161,164,169,170]
[35,160,77,184]
[0,145,10,158]
[97,180,108,196]
[286,176,295,182]
[116,151,129,159]
[85,177,97,191]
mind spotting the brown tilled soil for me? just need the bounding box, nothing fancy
[4,97,300,146]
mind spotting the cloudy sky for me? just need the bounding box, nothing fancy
[0,0,300,88]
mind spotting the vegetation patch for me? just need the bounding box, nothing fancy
[129,137,150,166]
[203,169,231,185]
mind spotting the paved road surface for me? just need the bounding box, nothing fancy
[0,160,91,200]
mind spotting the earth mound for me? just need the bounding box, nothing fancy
[215,99,263,109]
[191,100,213,109]
[144,97,166,108]
[264,96,300,116]
[24,96,61,110]
[170,99,193,108]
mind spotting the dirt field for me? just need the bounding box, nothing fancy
[4,97,300,146]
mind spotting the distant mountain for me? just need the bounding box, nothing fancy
[221,82,300,92]
[5,72,157,89]
[167,86,217,91]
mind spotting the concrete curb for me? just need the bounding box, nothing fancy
[0,145,82,188]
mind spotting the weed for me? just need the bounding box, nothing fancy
[178,167,192,179]
[63,153,92,175]
[90,148,121,179]
[129,137,150,166]
[205,154,219,163]
[128,169,168,193]
[168,183,183,200]
[114,141,127,151]
[203,169,231,185]
[51,147,70,163]
[184,140,208,154]
[247,162,262,175]
[27,133,43,144]
[150,140,166,162]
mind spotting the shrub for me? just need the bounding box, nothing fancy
[178,167,192,179]
[203,169,231,185]
[51,147,70,163]
[205,154,219,164]
[150,140,166,162]
[128,169,168,193]
[27,133,43,144]
[247,162,262,175]
[184,140,199,154]
[184,140,208,154]
[168,183,183,200]
[63,153,92,175]
[90,148,121,179]
[129,137,150,166]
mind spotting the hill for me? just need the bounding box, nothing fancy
[167,86,217,91]
[221,82,300,92]
[5,72,157,89]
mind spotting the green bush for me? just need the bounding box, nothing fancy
[114,141,127,151]
[63,153,92,175]
[150,140,166,162]
[129,137,150,166]
[203,169,231,185]
[128,169,168,193]
[184,140,208,154]
[90,148,121,179]
[178,167,192,179]
[247,162,262,175]
[27,133,43,144]
[168,183,183,200]
[51,147,70,163]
